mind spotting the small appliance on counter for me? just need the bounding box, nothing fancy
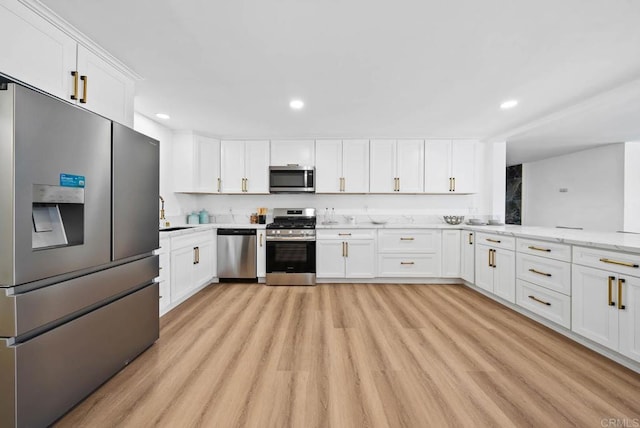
[266,208,316,286]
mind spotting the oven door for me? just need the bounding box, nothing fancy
[266,240,316,274]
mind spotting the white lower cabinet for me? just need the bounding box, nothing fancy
[475,243,515,303]
[516,279,571,329]
[442,230,461,277]
[156,236,171,315]
[460,230,475,283]
[377,229,442,277]
[257,230,266,279]
[170,230,215,307]
[316,230,375,279]
[572,264,640,363]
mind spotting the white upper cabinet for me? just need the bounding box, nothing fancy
[75,45,134,126]
[425,140,477,193]
[0,0,76,101]
[370,139,424,193]
[221,140,269,194]
[316,139,369,193]
[0,1,136,125]
[172,133,220,193]
[270,140,315,166]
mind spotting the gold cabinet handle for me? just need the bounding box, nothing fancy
[452,177,455,192]
[528,245,551,252]
[400,237,415,241]
[400,261,415,265]
[342,242,346,257]
[468,233,473,245]
[486,238,501,243]
[397,177,400,192]
[449,178,453,192]
[491,249,496,268]
[599,258,639,268]
[70,71,79,100]
[608,276,616,306]
[193,247,198,264]
[217,177,221,192]
[80,75,88,103]
[345,242,348,257]
[488,249,494,267]
[618,278,626,310]
[528,295,551,306]
[340,177,345,192]
[259,233,263,247]
[528,268,552,277]
[338,233,352,236]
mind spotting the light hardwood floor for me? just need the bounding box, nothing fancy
[56,283,640,427]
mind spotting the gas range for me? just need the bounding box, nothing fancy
[266,208,316,241]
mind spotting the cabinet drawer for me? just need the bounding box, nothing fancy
[377,254,441,277]
[516,238,571,262]
[317,229,375,240]
[378,229,441,253]
[516,253,571,296]
[476,232,515,251]
[573,246,640,278]
[516,279,571,329]
[171,230,210,249]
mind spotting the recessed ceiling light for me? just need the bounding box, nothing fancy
[289,99,304,110]
[500,100,518,110]
[156,113,171,120]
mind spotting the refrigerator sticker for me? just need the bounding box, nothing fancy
[60,173,85,188]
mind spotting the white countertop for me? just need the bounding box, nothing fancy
[159,221,640,254]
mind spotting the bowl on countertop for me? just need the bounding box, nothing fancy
[443,215,464,225]
[468,218,484,225]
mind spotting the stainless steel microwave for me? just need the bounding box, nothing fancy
[269,165,315,193]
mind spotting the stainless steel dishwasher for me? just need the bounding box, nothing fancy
[217,229,257,280]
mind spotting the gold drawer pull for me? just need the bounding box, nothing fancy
[528,245,551,252]
[70,71,79,100]
[338,233,352,236]
[528,295,551,306]
[528,268,552,277]
[400,237,415,241]
[599,258,639,268]
[486,238,501,243]
[400,262,415,265]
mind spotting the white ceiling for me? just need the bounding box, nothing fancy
[39,0,640,165]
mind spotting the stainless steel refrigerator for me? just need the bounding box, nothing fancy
[0,82,160,427]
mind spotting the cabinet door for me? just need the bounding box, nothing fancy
[170,246,195,302]
[194,136,220,192]
[461,231,475,283]
[442,230,461,277]
[171,133,196,192]
[193,239,214,288]
[345,240,375,278]
[220,141,245,193]
[619,276,640,363]
[315,140,343,193]
[475,245,494,293]
[256,230,266,278]
[76,45,135,126]
[424,140,451,193]
[342,139,370,193]
[572,265,619,350]
[451,140,477,193]
[0,0,76,101]
[316,241,345,278]
[270,140,315,166]
[396,140,424,193]
[369,139,396,193]
[244,140,269,193]
[493,249,515,303]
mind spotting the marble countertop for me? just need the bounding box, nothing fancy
[159,221,640,254]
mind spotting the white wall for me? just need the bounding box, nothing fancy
[522,144,625,231]
[624,142,640,233]
[133,113,194,217]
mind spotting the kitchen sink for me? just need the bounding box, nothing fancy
[159,226,196,232]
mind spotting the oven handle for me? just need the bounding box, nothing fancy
[266,236,316,242]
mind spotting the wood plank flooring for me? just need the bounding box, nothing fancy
[55,283,640,427]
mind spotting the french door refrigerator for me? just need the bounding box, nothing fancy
[0,82,160,427]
